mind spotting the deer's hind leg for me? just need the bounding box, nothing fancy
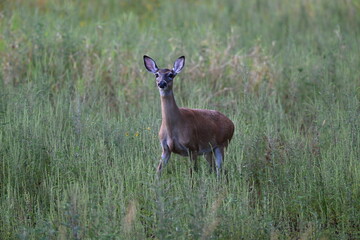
[214,147,224,177]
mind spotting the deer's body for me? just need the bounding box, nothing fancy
[143,55,234,176]
[160,100,233,157]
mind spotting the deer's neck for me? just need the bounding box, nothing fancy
[160,91,182,128]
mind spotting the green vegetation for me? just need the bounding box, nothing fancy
[1,0,359,239]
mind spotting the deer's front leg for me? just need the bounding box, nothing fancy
[190,151,199,172]
[205,152,215,173]
[188,151,198,177]
[157,142,171,174]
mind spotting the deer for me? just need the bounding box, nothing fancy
[143,55,234,177]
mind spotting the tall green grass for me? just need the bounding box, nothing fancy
[1,0,360,239]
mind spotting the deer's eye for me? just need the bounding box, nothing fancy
[155,73,159,78]
[168,73,174,78]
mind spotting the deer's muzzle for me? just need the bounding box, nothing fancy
[158,81,167,89]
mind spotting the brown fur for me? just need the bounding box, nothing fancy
[159,94,234,157]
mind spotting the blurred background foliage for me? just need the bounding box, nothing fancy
[0,0,360,239]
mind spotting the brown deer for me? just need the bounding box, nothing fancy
[143,55,234,176]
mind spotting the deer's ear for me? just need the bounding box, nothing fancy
[143,55,159,73]
[173,56,185,74]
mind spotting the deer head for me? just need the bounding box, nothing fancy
[143,55,185,96]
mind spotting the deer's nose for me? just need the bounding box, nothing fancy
[158,81,167,89]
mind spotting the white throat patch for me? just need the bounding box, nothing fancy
[159,89,173,97]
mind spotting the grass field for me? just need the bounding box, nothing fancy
[1,0,360,239]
